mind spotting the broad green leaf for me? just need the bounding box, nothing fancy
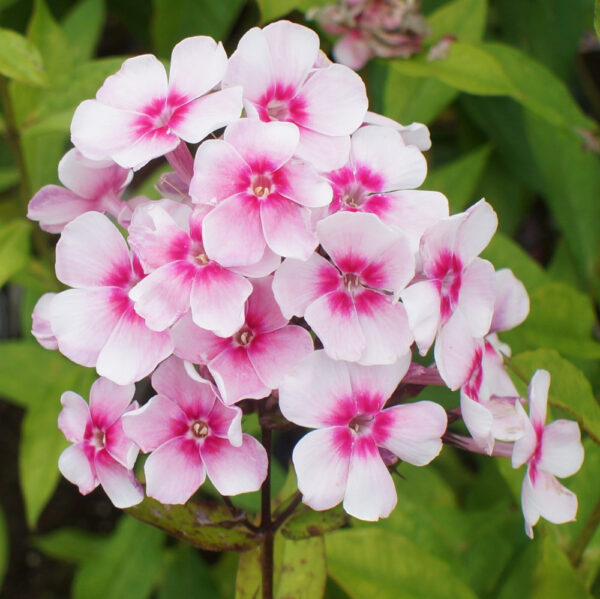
[61,0,106,62]
[547,240,582,290]
[0,166,18,191]
[0,506,6,588]
[510,349,600,445]
[281,505,348,540]
[236,534,326,599]
[496,535,593,599]
[257,0,331,23]
[425,144,491,212]
[158,545,220,599]
[127,496,259,552]
[73,515,165,599]
[502,282,600,359]
[152,0,245,58]
[426,0,487,43]
[33,527,107,564]
[0,29,46,86]
[0,219,31,286]
[326,528,478,599]
[596,0,600,40]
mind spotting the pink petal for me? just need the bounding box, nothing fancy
[245,276,288,333]
[400,280,441,355]
[298,65,367,136]
[96,305,173,385]
[460,392,494,454]
[28,186,97,233]
[345,357,410,408]
[201,434,267,495]
[172,312,230,364]
[333,32,373,71]
[373,401,446,465]
[539,420,584,478]
[305,291,365,362]
[94,449,143,508]
[202,193,265,267]
[272,253,340,319]
[488,396,527,443]
[208,399,242,443]
[169,37,228,99]
[190,140,250,205]
[296,127,351,171]
[343,435,396,521]
[490,268,529,333]
[419,213,464,276]
[224,119,299,171]
[363,111,431,151]
[279,160,333,208]
[354,291,413,365]
[104,414,139,469]
[58,391,90,443]
[122,395,188,453]
[293,427,352,511]
[248,325,313,389]
[260,194,317,260]
[456,258,496,338]
[230,246,281,278]
[190,265,251,337]
[56,212,131,289]
[455,199,498,265]
[89,377,135,430]
[528,369,550,432]
[111,129,180,170]
[58,443,98,495]
[32,293,58,349]
[171,87,243,144]
[144,436,205,504]
[279,350,354,428]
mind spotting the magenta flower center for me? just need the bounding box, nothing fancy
[342,272,363,293]
[341,183,367,208]
[191,419,209,439]
[349,413,374,435]
[90,428,106,449]
[234,327,254,346]
[266,100,289,121]
[250,173,273,199]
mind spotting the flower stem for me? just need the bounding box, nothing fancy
[260,421,274,599]
[272,492,302,532]
[569,496,600,567]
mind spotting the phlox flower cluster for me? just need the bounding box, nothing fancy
[29,20,583,536]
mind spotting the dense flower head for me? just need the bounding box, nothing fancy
[27,19,584,537]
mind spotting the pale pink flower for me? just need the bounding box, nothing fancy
[223,20,368,170]
[128,200,279,337]
[273,211,414,365]
[362,110,431,151]
[279,350,447,520]
[58,377,143,508]
[49,211,173,385]
[190,118,332,266]
[122,357,267,504]
[512,370,584,538]
[71,36,242,169]
[401,199,498,388]
[32,293,58,350]
[325,125,447,252]
[27,149,132,233]
[172,277,313,405]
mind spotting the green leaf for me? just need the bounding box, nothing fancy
[326,528,478,599]
[73,515,165,599]
[152,0,245,58]
[502,282,600,359]
[0,219,31,286]
[257,0,331,22]
[496,535,593,599]
[61,0,106,62]
[510,349,600,445]
[0,506,7,589]
[0,166,18,191]
[426,0,487,43]
[596,0,600,40]
[0,28,47,86]
[33,527,107,564]
[158,545,220,599]
[126,496,259,552]
[425,144,492,212]
[281,505,348,540]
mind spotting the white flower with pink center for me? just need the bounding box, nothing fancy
[122,357,268,504]
[223,20,368,171]
[58,377,143,508]
[325,125,448,252]
[49,211,173,385]
[511,370,584,538]
[172,276,313,405]
[128,200,279,337]
[279,351,447,521]
[273,211,414,365]
[27,149,132,233]
[71,36,242,169]
[190,118,332,266]
[401,199,498,388]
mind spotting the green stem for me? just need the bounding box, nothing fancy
[569,496,600,567]
[260,421,274,599]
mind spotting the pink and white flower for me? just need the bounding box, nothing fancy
[362,111,431,151]
[512,370,584,538]
[50,211,173,385]
[325,125,447,252]
[58,377,143,508]
[172,276,313,405]
[122,357,268,504]
[273,211,414,364]
[223,20,368,170]
[27,149,132,233]
[190,118,332,266]
[32,293,58,350]
[71,36,242,169]
[279,350,447,520]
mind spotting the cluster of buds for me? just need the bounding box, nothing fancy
[308,0,429,70]
[29,20,583,537]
